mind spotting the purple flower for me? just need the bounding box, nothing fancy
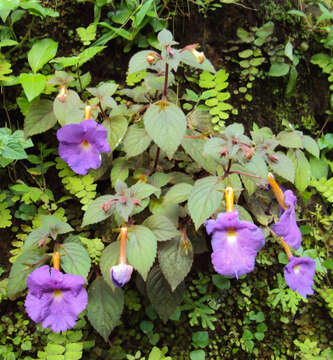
[57,119,110,175]
[206,211,265,278]
[284,256,315,298]
[111,263,133,288]
[272,190,302,250]
[25,266,88,333]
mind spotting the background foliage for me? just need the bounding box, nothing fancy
[0,0,332,359]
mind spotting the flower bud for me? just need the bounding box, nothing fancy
[146,52,157,65]
[191,48,205,64]
[110,263,133,288]
[57,85,67,103]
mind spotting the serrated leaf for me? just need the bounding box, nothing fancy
[53,90,84,126]
[102,116,128,151]
[128,50,153,74]
[143,214,179,241]
[267,152,295,183]
[188,176,223,229]
[157,29,174,45]
[309,156,329,179]
[28,38,58,73]
[144,102,186,159]
[82,195,117,227]
[60,242,91,279]
[100,241,120,289]
[290,149,311,192]
[123,124,151,158]
[164,183,193,204]
[24,99,57,137]
[302,135,319,158]
[127,225,157,280]
[41,215,73,240]
[158,235,193,291]
[182,133,218,175]
[130,183,160,200]
[86,278,124,341]
[7,248,46,298]
[20,73,46,102]
[276,131,303,148]
[110,157,129,187]
[147,266,185,323]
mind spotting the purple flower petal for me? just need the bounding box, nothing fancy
[206,211,265,278]
[111,264,133,288]
[272,190,302,250]
[57,123,86,144]
[57,119,110,175]
[25,267,88,333]
[284,256,315,298]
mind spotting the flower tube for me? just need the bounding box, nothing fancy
[111,227,133,288]
[267,173,302,250]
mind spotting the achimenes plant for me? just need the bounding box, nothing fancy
[8,29,319,340]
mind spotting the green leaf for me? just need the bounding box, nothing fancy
[41,215,73,240]
[276,131,303,148]
[128,50,153,74]
[24,99,57,137]
[52,46,105,68]
[287,9,307,18]
[143,214,179,242]
[100,241,120,289]
[302,135,319,158]
[86,277,124,341]
[123,124,152,158]
[212,275,230,290]
[130,183,160,200]
[147,266,185,323]
[188,176,223,229]
[267,153,295,183]
[190,350,205,360]
[268,62,290,77]
[102,116,127,152]
[179,50,216,73]
[135,0,154,27]
[158,235,193,291]
[157,29,174,45]
[164,183,193,204]
[82,195,117,227]
[309,156,329,180]
[290,149,311,192]
[110,157,129,187]
[182,133,218,175]
[127,225,157,280]
[7,248,46,298]
[28,38,58,73]
[24,227,51,249]
[60,241,91,279]
[19,73,46,102]
[144,102,186,159]
[53,90,84,126]
[192,331,209,348]
[238,49,253,58]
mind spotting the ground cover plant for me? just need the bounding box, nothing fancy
[0,0,332,359]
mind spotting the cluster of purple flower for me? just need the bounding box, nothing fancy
[206,181,316,299]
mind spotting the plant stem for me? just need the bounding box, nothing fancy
[98,102,107,121]
[152,147,160,173]
[229,170,265,182]
[163,62,169,98]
